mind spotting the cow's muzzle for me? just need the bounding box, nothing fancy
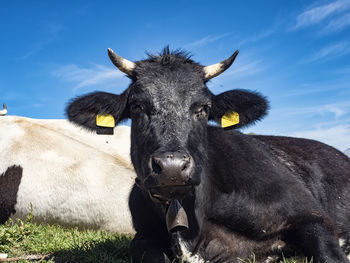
[144,151,195,200]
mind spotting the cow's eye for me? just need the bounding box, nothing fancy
[195,104,210,118]
[195,107,205,116]
[130,103,145,114]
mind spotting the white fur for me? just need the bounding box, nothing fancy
[0,116,135,234]
[178,237,207,263]
[264,256,279,263]
[339,238,350,260]
[339,238,346,247]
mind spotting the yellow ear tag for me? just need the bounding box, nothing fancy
[96,114,115,128]
[221,111,239,128]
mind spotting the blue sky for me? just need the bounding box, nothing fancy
[1,0,350,151]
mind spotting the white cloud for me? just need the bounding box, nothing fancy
[283,67,350,97]
[318,102,350,118]
[284,82,350,97]
[250,101,350,150]
[19,23,64,59]
[323,11,350,32]
[291,124,350,151]
[237,28,275,47]
[279,101,350,119]
[324,104,348,118]
[302,41,350,63]
[183,33,230,49]
[251,105,350,151]
[52,64,124,93]
[223,60,265,78]
[293,0,350,30]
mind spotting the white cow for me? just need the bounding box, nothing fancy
[0,114,135,235]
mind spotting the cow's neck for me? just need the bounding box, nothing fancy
[168,176,210,260]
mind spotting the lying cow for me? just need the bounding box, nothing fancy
[66,47,350,263]
[0,115,135,234]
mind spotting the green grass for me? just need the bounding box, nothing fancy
[0,210,310,263]
[0,209,131,263]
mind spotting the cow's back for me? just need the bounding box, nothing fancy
[0,116,135,234]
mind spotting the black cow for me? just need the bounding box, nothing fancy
[66,47,350,263]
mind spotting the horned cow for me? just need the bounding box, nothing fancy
[67,47,350,263]
[0,115,135,234]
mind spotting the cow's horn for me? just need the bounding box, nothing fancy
[107,48,135,76]
[203,50,239,80]
[0,104,7,116]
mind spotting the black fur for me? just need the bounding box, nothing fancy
[0,166,23,224]
[146,46,194,65]
[66,91,128,131]
[66,47,350,263]
[210,89,269,128]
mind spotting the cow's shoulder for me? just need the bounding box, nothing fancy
[206,126,300,194]
[202,128,315,240]
[207,125,280,168]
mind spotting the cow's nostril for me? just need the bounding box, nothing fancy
[151,158,162,175]
[149,152,194,186]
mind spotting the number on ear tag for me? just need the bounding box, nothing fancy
[221,111,239,128]
[96,114,115,127]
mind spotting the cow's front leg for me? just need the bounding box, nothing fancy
[287,220,349,263]
[130,233,173,263]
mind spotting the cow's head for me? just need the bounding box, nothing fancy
[66,47,268,202]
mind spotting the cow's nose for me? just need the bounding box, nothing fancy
[149,152,194,186]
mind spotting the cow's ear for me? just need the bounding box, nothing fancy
[66,91,128,131]
[210,89,269,129]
